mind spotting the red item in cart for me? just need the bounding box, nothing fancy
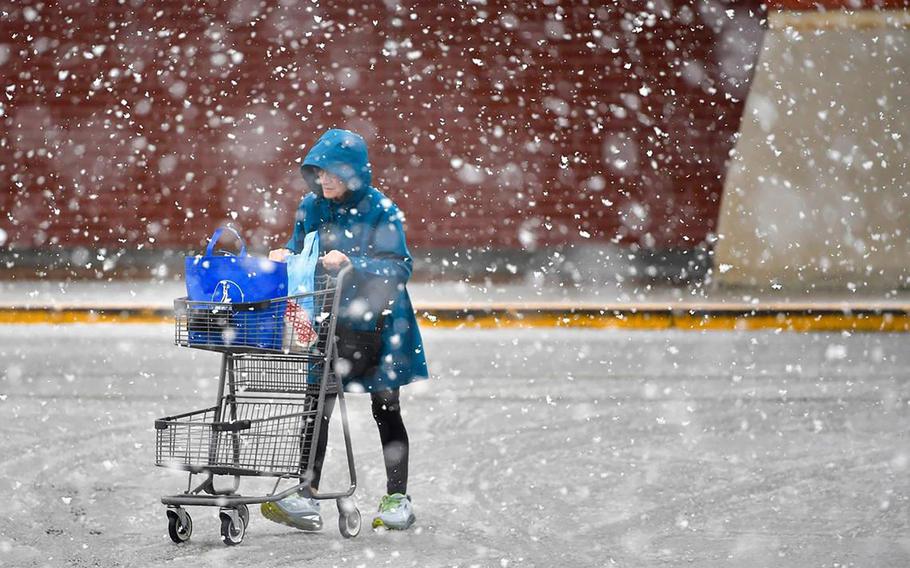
[283,300,318,352]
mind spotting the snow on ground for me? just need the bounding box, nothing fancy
[1,325,909,567]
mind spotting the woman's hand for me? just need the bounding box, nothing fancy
[320,250,351,271]
[269,248,291,262]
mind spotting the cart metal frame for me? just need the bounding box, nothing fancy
[157,266,361,545]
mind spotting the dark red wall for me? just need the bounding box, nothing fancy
[1,0,764,254]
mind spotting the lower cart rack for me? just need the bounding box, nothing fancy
[155,400,317,477]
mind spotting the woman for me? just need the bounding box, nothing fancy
[264,128,428,531]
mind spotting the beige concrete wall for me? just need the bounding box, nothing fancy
[715,11,910,292]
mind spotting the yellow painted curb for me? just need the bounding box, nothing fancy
[417,310,910,332]
[1,307,908,332]
[0,308,171,325]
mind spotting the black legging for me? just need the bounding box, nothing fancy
[304,389,409,495]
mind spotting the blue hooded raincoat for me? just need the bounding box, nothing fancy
[286,129,429,393]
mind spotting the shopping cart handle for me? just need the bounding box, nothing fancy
[212,420,252,432]
[335,264,353,287]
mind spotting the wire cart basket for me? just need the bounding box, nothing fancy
[156,266,360,545]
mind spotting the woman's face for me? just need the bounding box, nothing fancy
[317,169,347,200]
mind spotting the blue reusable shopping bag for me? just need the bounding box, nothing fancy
[185,227,287,303]
[184,227,288,350]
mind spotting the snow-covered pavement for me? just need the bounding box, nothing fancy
[1,325,908,567]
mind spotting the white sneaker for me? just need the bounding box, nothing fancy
[372,493,415,530]
[261,493,322,531]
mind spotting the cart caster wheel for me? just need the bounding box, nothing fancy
[166,507,193,543]
[219,509,245,546]
[236,503,250,528]
[337,499,361,538]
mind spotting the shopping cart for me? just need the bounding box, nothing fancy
[156,266,361,545]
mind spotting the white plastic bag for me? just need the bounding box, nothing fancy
[283,232,319,352]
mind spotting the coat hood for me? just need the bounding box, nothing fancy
[300,129,373,201]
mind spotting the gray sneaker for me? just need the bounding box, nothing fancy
[372,493,415,530]
[261,493,322,531]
